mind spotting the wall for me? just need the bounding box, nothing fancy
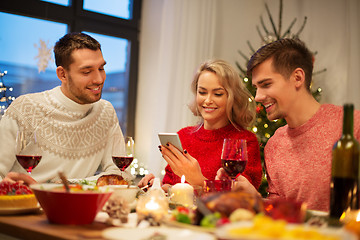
[137,0,360,176]
[213,0,360,107]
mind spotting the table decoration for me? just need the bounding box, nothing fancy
[203,179,231,193]
[170,175,194,207]
[136,178,168,225]
[343,210,360,238]
[105,196,130,224]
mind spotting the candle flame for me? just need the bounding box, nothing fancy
[145,198,160,211]
[181,175,185,183]
[357,211,360,222]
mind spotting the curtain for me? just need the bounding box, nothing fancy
[136,0,360,178]
[136,0,216,177]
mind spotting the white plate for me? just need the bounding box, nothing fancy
[102,226,216,240]
[0,206,41,215]
[216,221,357,240]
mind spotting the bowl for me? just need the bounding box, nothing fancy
[31,183,112,225]
[99,185,139,204]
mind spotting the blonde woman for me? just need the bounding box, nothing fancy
[139,59,262,192]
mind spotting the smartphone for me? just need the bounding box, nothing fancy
[158,133,183,152]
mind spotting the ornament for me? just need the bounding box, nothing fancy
[136,178,168,225]
[105,195,130,223]
[34,39,53,73]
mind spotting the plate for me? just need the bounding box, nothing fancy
[0,206,41,215]
[164,219,215,233]
[216,221,357,240]
[306,210,329,217]
[102,226,216,240]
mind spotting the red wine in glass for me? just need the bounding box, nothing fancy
[112,156,134,171]
[16,155,42,174]
[221,159,247,178]
[221,139,248,181]
[15,130,42,174]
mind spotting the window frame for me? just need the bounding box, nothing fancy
[0,0,141,137]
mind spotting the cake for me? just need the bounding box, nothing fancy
[0,181,38,209]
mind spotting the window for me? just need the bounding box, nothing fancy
[83,0,131,19]
[0,12,67,97]
[40,0,69,6]
[0,0,141,137]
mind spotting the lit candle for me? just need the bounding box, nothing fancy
[344,210,360,238]
[170,175,194,207]
[136,178,169,224]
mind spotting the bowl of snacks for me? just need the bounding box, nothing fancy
[31,183,112,225]
[99,185,139,205]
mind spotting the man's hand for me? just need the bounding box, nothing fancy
[215,167,231,180]
[216,168,261,197]
[2,172,37,186]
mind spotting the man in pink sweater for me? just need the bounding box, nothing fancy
[217,38,360,211]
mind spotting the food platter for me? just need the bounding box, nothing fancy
[215,221,357,240]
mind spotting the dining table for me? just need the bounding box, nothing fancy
[0,210,218,240]
[0,210,111,240]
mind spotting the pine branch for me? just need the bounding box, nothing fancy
[313,68,327,75]
[235,61,247,77]
[281,18,297,38]
[265,2,279,38]
[294,16,307,37]
[238,50,249,61]
[247,40,256,53]
[278,0,283,38]
[260,15,269,35]
[256,25,266,42]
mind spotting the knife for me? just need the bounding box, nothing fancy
[195,197,213,216]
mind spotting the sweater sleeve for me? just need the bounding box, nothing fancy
[162,164,181,185]
[354,109,360,141]
[241,133,263,190]
[0,115,19,180]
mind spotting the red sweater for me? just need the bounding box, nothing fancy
[265,104,360,211]
[162,124,262,189]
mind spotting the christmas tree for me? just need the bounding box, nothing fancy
[236,0,326,196]
[0,70,15,117]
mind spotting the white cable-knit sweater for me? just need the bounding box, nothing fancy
[0,86,133,183]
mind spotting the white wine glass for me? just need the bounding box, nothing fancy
[15,130,42,174]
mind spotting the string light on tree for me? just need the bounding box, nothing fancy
[0,70,15,116]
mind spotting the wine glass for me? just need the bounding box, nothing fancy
[112,135,134,171]
[221,139,248,182]
[15,130,42,174]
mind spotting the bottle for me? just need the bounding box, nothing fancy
[329,104,360,223]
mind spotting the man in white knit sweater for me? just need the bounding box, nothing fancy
[0,32,133,184]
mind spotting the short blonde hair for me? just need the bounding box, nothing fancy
[188,59,256,129]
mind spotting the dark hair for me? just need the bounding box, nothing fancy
[188,59,256,129]
[54,32,101,70]
[247,38,314,91]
